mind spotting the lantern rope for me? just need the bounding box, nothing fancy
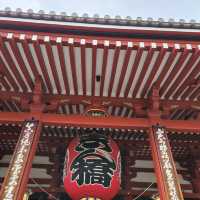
[131,182,154,200]
[31,178,58,200]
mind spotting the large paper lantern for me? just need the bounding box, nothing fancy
[63,133,121,200]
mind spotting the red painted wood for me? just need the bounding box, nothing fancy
[167,49,200,99]
[182,74,200,100]
[69,45,78,95]
[0,90,200,110]
[9,38,34,90]
[0,37,27,91]
[32,41,53,93]
[20,38,48,92]
[17,121,42,200]
[44,42,62,94]
[0,120,42,200]
[20,39,39,79]
[56,43,70,95]
[132,47,155,98]
[153,48,178,89]
[1,29,200,50]
[189,86,200,100]
[124,47,143,97]
[161,49,189,98]
[149,125,184,200]
[149,127,168,200]
[0,111,196,131]
[3,19,200,42]
[116,48,132,97]
[80,44,86,95]
[108,47,120,97]
[100,46,109,96]
[0,76,10,90]
[91,44,97,96]
[173,57,200,99]
[141,47,166,98]
[0,56,19,91]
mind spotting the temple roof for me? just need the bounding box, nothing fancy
[0,7,200,30]
[0,8,200,198]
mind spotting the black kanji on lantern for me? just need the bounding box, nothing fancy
[70,133,116,187]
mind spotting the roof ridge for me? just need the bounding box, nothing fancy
[0,7,200,29]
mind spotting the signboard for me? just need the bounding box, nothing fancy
[0,120,39,200]
[152,125,184,200]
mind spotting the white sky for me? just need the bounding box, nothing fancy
[0,0,199,21]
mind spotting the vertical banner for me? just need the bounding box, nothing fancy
[152,125,184,200]
[0,120,39,200]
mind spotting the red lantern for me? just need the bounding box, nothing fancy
[63,133,121,200]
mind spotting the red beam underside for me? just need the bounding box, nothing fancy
[173,55,200,99]
[56,43,70,95]
[44,42,61,94]
[9,38,34,90]
[161,49,189,98]
[108,47,120,97]
[124,47,143,97]
[100,46,109,96]
[80,44,86,95]
[0,37,27,92]
[132,47,154,97]
[168,49,200,99]
[141,47,166,98]
[91,44,97,96]
[69,45,78,95]
[0,112,199,131]
[116,47,132,97]
[32,40,53,93]
[154,48,177,89]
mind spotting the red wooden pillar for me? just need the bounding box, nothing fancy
[149,125,184,200]
[0,77,44,200]
[0,119,42,200]
[148,86,183,200]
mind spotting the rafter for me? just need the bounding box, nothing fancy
[173,55,200,99]
[32,40,53,93]
[69,44,78,95]
[160,48,190,98]
[8,37,34,90]
[80,40,87,96]
[0,36,27,91]
[124,47,143,97]
[154,48,178,91]
[44,40,62,94]
[56,42,70,95]
[166,48,200,99]
[141,46,167,98]
[116,47,132,97]
[132,47,155,98]
[108,46,120,97]
[100,45,109,96]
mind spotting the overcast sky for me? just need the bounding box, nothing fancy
[0,0,199,21]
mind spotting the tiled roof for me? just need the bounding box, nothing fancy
[0,7,199,29]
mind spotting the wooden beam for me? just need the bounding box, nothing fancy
[0,112,200,131]
[0,91,200,109]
